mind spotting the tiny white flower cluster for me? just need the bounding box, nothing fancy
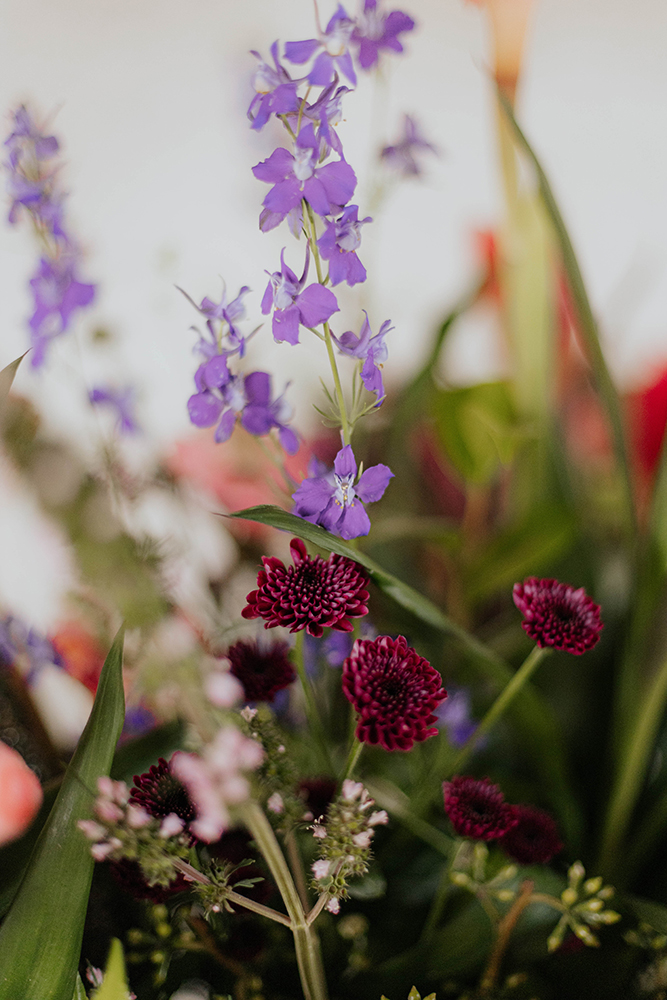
[78,776,189,886]
[170,725,264,843]
[310,779,388,914]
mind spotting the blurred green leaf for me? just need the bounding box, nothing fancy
[73,975,88,1000]
[0,782,60,919]
[625,895,667,936]
[0,353,27,421]
[433,381,522,485]
[497,87,636,538]
[91,939,131,1000]
[0,629,125,1000]
[110,717,186,783]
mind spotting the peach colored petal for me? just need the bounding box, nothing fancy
[0,741,43,846]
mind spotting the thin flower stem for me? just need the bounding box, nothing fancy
[342,737,364,781]
[307,892,330,927]
[286,828,311,911]
[447,646,550,777]
[420,839,468,943]
[479,879,535,995]
[292,629,334,773]
[225,889,293,927]
[240,801,329,1000]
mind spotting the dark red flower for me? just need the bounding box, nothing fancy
[130,757,196,827]
[512,577,602,654]
[227,638,296,702]
[242,537,369,638]
[342,635,447,751]
[498,803,563,865]
[443,775,517,841]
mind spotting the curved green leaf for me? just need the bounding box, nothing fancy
[91,939,131,1000]
[0,353,27,420]
[0,628,125,1000]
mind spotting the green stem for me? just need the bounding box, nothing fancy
[292,630,334,773]
[598,654,667,878]
[420,840,468,943]
[448,646,550,777]
[342,738,364,781]
[479,879,535,995]
[365,778,454,859]
[239,802,329,1000]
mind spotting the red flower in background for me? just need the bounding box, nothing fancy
[626,363,667,482]
[444,775,517,841]
[51,620,105,693]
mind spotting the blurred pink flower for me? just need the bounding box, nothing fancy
[0,740,43,846]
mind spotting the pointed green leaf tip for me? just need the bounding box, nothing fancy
[0,353,27,420]
[380,990,436,1000]
[91,939,132,1000]
[0,627,125,1000]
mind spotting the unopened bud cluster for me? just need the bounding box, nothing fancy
[239,705,303,828]
[78,776,189,887]
[450,841,519,904]
[547,861,620,952]
[310,779,388,914]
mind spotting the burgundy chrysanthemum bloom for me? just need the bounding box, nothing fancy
[227,638,296,702]
[498,804,563,865]
[130,757,196,828]
[341,635,447,751]
[512,577,602,654]
[242,537,369,639]
[443,776,517,841]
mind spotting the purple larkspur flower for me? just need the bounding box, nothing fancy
[285,78,352,159]
[28,255,96,367]
[241,371,299,454]
[381,114,437,177]
[292,443,393,539]
[5,106,60,223]
[435,687,479,748]
[180,283,250,358]
[89,385,139,435]
[317,205,372,287]
[331,311,391,403]
[0,615,63,683]
[252,123,357,233]
[248,41,301,131]
[352,0,415,70]
[284,5,357,87]
[261,246,339,345]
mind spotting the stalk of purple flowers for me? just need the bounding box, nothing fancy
[4,106,96,367]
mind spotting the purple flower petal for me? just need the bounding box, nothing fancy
[355,463,394,503]
[284,38,321,63]
[360,350,384,400]
[301,176,333,218]
[296,284,339,327]
[273,304,301,344]
[261,280,274,315]
[293,476,336,518]
[334,444,357,480]
[336,50,357,86]
[278,425,299,455]
[188,391,223,428]
[244,370,271,406]
[329,249,367,287]
[308,52,336,87]
[317,160,357,210]
[252,147,294,183]
[336,501,371,539]
[214,408,236,443]
[263,177,302,217]
[203,354,231,390]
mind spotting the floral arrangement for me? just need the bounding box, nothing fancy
[2,3,667,1000]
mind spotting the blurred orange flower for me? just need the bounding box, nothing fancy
[0,740,43,846]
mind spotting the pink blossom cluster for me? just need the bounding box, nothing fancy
[170,725,264,843]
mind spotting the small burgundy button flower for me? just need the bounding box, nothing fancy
[512,577,602,654]
[443,775,517,841]
[227,638,296,703]
[342,634,447,751]
[242,537,369,638]
[130,757,196,828]
[498,803,563,865]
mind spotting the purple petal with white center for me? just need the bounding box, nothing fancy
[284,38,320,64]
[334,444,357,480]
[214,408,236,443]
[355,463,394,503]
[273,304,301,344]
[296,284,339,327]
[188,391,223,428]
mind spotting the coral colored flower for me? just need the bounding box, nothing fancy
[0,741,43,846]
[512,577,602,654]
[242,537,369,638]
[342,635,447,751]
[443,775,517,841]
[498,803,563,865]
[130,757,197,829]
[227,638,296,702]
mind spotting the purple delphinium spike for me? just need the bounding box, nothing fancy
[252,123,357,233]
[352,0,415,71]
[0,615,63,684]
[292,443,393,539]
[331,311,391,404]
[261,247,339,345]
[248,41,302,131]
[317,205,372,287]
[89,385,139,435]
[5,106,97,367]
[381,114,437,178]
[179,283,250,357]
[285,78,352,159]
[285,5,357,87]
[241,371,299,454]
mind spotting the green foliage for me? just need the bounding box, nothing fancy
[0,629,125,1000]
[90,939,132,1000]
[0,353,26,420]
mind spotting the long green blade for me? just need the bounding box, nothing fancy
[0,353,27,420]
[0,628,125,1000]
[497,88,636,538]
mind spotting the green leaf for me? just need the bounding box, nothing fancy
[497,87,636,537]
[0,353,27,420]
[91,939,131,1000]
[0,628,125,1000]
[73,974,88,1000]
[228,505,504,672]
